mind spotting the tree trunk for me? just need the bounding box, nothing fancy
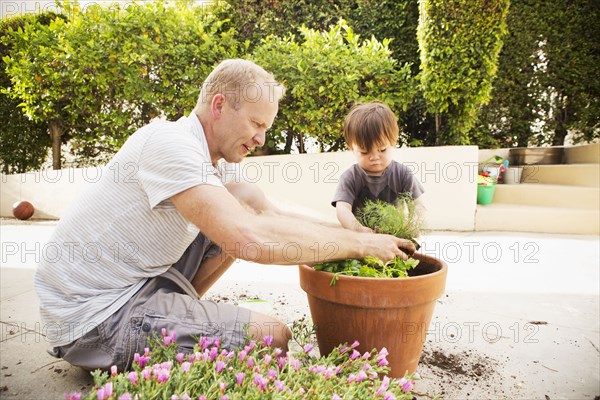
[284,129,294,153]
[296,133,305,153]
[552,103,569,146]
[435,113,441,145]
[49,120,63,170]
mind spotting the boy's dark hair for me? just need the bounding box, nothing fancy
[343,102,399,151]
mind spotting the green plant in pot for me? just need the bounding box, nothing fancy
[314,194,423,285]
[299,194,448,378]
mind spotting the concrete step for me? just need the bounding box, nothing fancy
[493,183,599,209]
[475,203,599,235]
[564,143,599,164]
[520,164,599,187]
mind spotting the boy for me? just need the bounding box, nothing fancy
[332,102,425,232]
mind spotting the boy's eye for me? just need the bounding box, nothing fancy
[380,148,387,152]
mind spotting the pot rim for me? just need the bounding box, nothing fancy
[299,252,448,283]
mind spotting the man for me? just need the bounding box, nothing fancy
[35,59,414,371]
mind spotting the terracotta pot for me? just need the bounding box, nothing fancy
[299,252,447,377]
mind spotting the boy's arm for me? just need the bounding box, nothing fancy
[336,201,373,233]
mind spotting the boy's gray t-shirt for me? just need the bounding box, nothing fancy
[332,160,424,214]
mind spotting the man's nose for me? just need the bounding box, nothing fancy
[254,130,266,147]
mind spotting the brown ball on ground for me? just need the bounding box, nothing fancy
[12,201,34,220]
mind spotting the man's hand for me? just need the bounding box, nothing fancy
[360,233,416,261]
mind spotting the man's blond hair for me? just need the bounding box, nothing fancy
[195,59,285,111]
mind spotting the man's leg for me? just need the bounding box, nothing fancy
[191,253,235,297]
[192,254,292,349]
[247,311,292,350]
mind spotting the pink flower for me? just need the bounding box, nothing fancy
[350,340,360,348]
[264,354,272,365]
[332,395,342,400]
[355,370,367,383]
[238,350,247,362]
[140,367,150,380]
[362,351,371,360]
[323,367,336,379]
[134,352,150,368]
[199,336,210,350]
[171,396,179,400]
[221,396,228,400]
[64,393,81,400]
[383,393,397,400]
[181,362,191,373]
[274,380,285,392]
[376,376,390,396]
[399,377,414,392]
[176,353,185,363]
[263,335,273,346]
[377,358,389,367]
[235,372,245,385]
[291,358,300,371]
[215,361,226,374]
[103,383,112,397]
[161,329,177,346]
[350,350,361,360]
[209,347,219,362]
[267,369,277,379]
[253,373,268,391]
[219,381,226,392]
[156,368,170,384]
[182,395,191,400]
[274,348,283,357]
[118,394,132,400]
[96,387,106,400]
[199,396,207,400]
[303,344,314,353]
[247,356,255,368]
[110,365,117,376]
[245,340,256,352]
[128,371,138,385]
[378,347,389,358]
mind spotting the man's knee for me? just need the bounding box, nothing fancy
[247,312,291,350]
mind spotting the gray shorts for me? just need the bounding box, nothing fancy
[51,234,251,371]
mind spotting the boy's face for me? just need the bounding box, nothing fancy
[350,142,393,176]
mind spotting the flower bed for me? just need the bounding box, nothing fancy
[65,328,422,400]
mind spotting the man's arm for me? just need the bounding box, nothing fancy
[171,184,414,265]
[225,181,339,227]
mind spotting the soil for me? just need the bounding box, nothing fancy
[417,346,505,399]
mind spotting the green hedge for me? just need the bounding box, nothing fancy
[3,0,240,169]
[0,12,58,174]
[252,21,415,154]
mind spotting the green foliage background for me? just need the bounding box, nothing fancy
[1,0,598,172]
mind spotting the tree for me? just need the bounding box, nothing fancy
[3,0,240,169]
[417,0,509,145]
[472,0,600,147]
[0,12,59,173]
[252,21,415,153]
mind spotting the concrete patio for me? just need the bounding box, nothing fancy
[1,219,598,399]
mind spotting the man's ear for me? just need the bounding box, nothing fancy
[211,94,226,120]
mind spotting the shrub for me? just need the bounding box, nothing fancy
[252,20,415,154]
